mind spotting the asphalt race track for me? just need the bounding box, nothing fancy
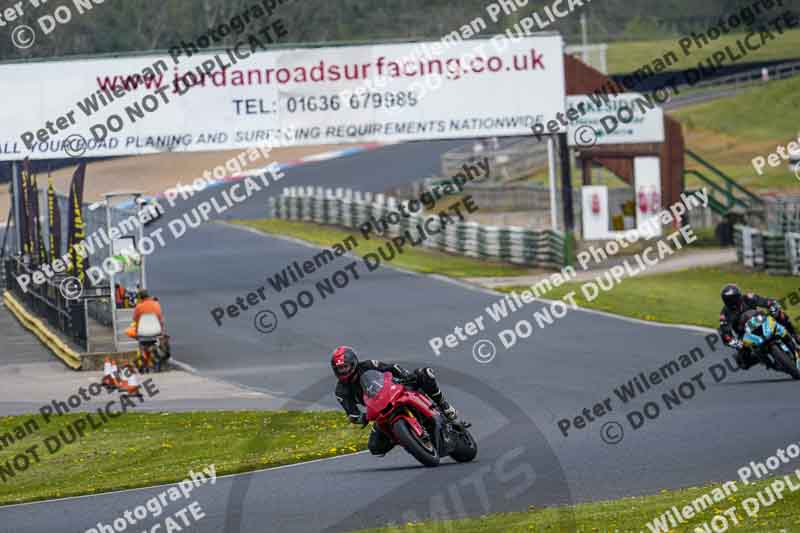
[3,141,800,533]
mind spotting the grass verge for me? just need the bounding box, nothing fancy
[232,219,533,278]
[0,411,367,505]
[498,266,800,329]
[674,76,800,142]
[607,29,800,74]
[673,76,800,193]
[575,229,723,261]
[352,473,800,532]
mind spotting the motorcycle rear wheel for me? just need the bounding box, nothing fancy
[393,419,440,467]
[771,344,800,380]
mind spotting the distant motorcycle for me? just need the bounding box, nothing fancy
[360,370,477,467]
[131,313,170,373]
[742,312,800,380]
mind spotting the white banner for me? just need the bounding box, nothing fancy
[0,35,566,161]
[567,93,664,146]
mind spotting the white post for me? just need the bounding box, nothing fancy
[137,195,146,291]
[601,44,608,74]
[105,199,119,350]
[547,136,559,231]
[580,14,589,64]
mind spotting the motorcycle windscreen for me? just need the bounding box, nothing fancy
[744,315,768,347]
[747,315,766,337]
[360,370,386,398]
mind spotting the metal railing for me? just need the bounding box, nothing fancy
[688,60,800,94]
[0,220,13,292]
[4,255,88,349]
[684,150,764,218]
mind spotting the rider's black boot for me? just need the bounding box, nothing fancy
[735,350,756,370]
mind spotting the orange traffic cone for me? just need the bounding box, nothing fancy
[111,359,121,389]
[119,364,142,397]
[102,357,115,390]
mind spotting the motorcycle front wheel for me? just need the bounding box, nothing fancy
[393,419,440,467]
[771,344,800,380]
[450,428,478,463]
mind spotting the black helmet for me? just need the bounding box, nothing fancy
[721,284,741,309]
[331,346,358,382]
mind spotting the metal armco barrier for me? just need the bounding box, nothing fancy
[4,256,88,349]
[734,225,799,276]
[269,187,566,269]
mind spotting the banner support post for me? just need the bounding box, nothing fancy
[547,136,559,231]
[558,133,575,267]
[11,161,21,255]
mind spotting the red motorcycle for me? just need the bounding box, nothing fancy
[360,370,477,467]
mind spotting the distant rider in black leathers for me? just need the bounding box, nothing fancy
[719,284,799,369]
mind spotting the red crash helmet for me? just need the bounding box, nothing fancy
[331,346,359,382]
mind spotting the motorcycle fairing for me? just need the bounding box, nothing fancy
[743,315,784,347]
[361,371,438,439]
